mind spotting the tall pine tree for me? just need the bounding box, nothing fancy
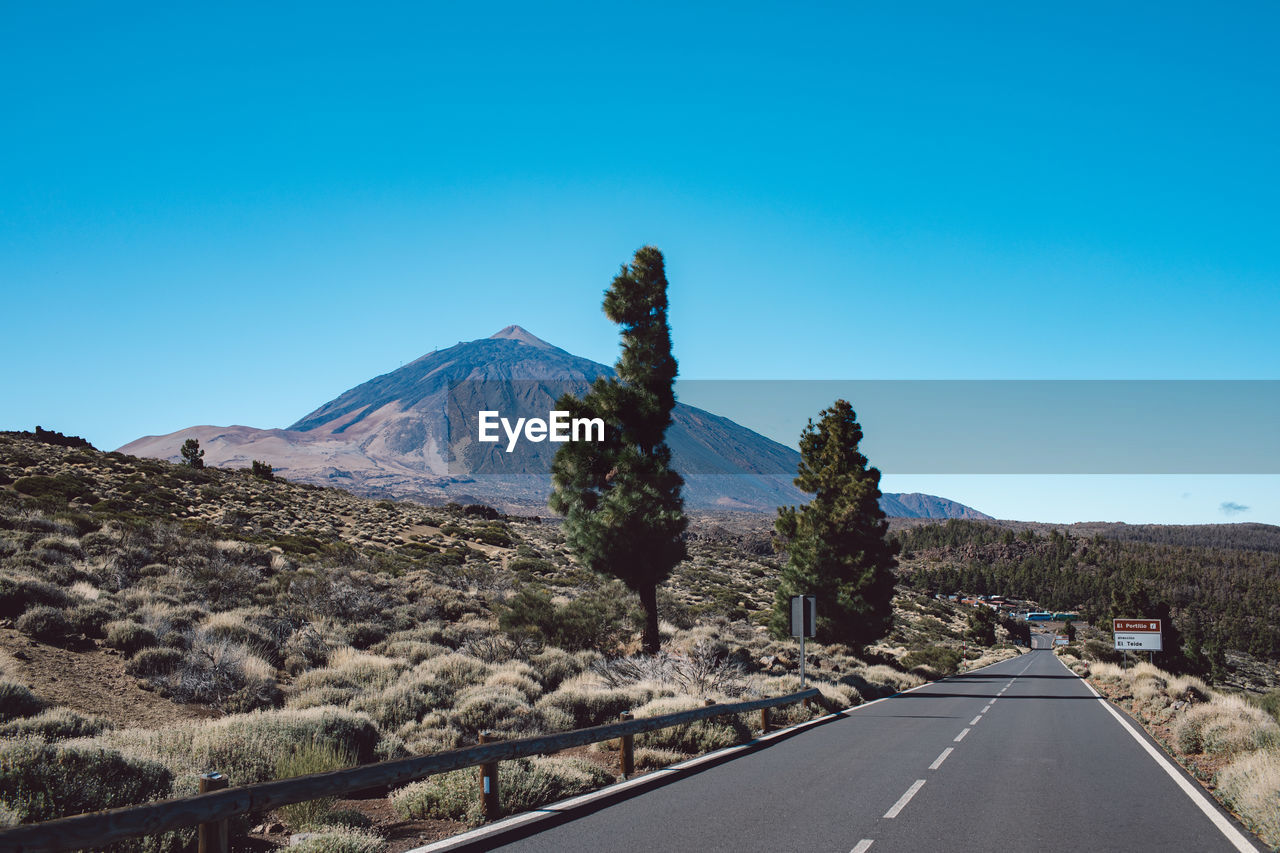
[549,246,687,654]
[770,400,898,648]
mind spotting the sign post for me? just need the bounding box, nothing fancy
[1113,619,1162,662]
[790,595,816,687]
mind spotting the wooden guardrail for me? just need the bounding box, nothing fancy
[0,688,824,852]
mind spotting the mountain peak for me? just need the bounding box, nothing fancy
[489,325,554,349]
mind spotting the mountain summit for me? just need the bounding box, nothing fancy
[119,330,987,517]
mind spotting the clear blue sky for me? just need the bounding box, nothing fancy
[3,2,1276,524]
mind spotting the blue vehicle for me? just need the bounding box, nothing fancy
[1024,611,1054,622]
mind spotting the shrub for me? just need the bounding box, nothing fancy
[450,684,533,736]
[276,739,356,830]
[72,601,117,638]
[105,620,158,655]
[498,586,637,653]
[0,681,46,722]
[250,460,275,481]
[16,605,77,643]
[535,687,638,729]
[392,757,613,825]
[417,653,487,688]
[1215,749,1280,848]
[0,574,73,617]
[632,697,751,754]
[126,647,185,677]
[901,646,962,677]
[289,827,386,853]
[347,678,453,730]
[0,707,112,740]
[0,740,172,823]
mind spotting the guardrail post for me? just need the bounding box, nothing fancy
[619,713,634,779]
[760,707,770,733]
[478,732,500,820]
[197,772,228,853]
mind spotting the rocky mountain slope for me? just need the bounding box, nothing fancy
[119,326,987,518]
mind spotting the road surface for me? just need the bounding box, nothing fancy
[465,650,1260,852]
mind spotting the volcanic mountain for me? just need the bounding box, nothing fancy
[120,327,987,517]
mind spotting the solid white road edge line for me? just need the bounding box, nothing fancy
[1066,658,1260,853]
[883,779,926,819]
[928,747,954,770]
[850,840,874,853]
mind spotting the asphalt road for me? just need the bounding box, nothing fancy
[471,650,1261,852]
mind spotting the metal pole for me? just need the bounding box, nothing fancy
[800,633,806,689]
[197,773,228,853]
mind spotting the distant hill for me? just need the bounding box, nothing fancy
[878,493,993,520]
[120,326,987,518]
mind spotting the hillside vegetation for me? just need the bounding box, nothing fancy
[897,519,1280,676]
[0,432,1011,850]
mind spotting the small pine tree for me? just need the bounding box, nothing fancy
[550,246,687,654]
[966,607,997,646]
[769,400,898,648]
[180,438,205,469]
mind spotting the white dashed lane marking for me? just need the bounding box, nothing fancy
[970,715,982,726]
[954,728,971,742]
[928,748,954,770]
[850,840,874,853]
[883,780,926,819]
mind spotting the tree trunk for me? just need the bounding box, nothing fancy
[639,583,661,654]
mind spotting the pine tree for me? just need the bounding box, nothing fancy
[770,400,898,648]
[180,438,205,469]
[549,246,687,654]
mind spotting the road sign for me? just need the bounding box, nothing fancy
[1113,618,1162,651]
[790,595,816,638]
[1054,635,1069,646]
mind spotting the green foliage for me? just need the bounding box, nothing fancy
[901,520,1280,672]
[0,740,172,823]
[276,739,355,830]
[180,438,205,469]
[535,687,637,729]
[250,460,275,481]
[549,246,687,653]
[901,646,963,676]
[498,585,638,653]
[12,473,96,507]
[965,607,997,646]
[769,400,898,648]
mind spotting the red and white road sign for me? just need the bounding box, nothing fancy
[1113,618,1162,651]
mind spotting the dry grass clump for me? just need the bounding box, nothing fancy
[0,706,112,740]
[417,652,489,688]
[1215,749,1280,848]
[295,650,406,693]
[275,739,356,830]
[631,697,751,754]
[288,826,387,853]
[71,706,382,786]
[391,756,614,826]
[1172,695,1280,757]
[1087,660,1280,849]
